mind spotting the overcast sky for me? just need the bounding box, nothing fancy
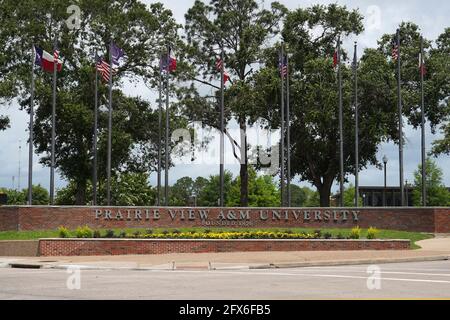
[0,0,449,194]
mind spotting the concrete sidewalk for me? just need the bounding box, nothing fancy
[1,237,449,270]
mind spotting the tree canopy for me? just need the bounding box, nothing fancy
[412,158,450,206]
[0,1,448,207]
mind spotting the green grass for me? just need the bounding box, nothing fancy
[0,227,434,249]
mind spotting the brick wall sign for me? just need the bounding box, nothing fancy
[0,206,449,233]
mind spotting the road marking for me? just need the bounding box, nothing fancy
[286,268,450,277]
[147,269,450,284]
[303,265,450,272]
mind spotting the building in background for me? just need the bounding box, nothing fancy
[359,186,414,207]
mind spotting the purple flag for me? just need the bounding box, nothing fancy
[111,43,124,66]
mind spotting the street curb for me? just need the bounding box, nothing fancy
[3,255,449,271]
[249,255,450,269]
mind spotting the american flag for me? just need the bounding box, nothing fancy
[392,39,399,61]
[53,49,60,61]
[279,55,288,78]
[215,58,223,71]
[96,59,116,82]
[216,58,230,84]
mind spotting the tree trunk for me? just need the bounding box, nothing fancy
[75,179,87,205]
[318,186,331,207]
[316,176,334,207]
[239,118,248,207]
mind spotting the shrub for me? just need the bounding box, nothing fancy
[119,230,127,238]
[58,226,70,238]
[75,225,93,238]
[93,230,101,238]
[104,229,115,238]
[145,229,153,235]
[133,230,141,238]
[366,227,379,240]
[349,226,361,239]
[323,232,332,239]
[314,230,322,238]
[336,233,345,239]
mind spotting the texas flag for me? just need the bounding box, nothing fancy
[160,47,177,73]
[34,46,63,73]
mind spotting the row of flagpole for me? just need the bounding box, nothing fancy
[343,30,427,207]
[26,31,427,208]
[27,39,125,206]
[276,31,427,208]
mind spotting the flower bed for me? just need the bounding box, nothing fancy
[60,226,378,240]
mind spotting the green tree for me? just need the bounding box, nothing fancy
[0,0,181,205]
[23,185,50,205]
[170,177,195,206]
[0,185,48,205]
[254,4,393,206]
[378,23,449,130]
[0,188,26,205]
[56,172,155,206]
[181,0,285,206]
[290,185,320,207]
[197,171,234,207]
[227,168,280,207]
[429,28,450,156]
[253,7,448,207]
[108,172,155,206]
[412,158,450,206]
[342,184,362,207]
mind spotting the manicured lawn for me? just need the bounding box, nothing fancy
[0,227,434,249]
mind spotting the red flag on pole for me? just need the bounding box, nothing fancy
[419,53,427,76]
[333,50,339,68]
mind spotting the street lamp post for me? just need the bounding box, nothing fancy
[383,155,388,207]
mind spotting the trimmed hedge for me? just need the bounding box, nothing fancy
[56,227,380,240]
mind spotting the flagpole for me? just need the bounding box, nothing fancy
[28,46,35,205]
[164,45,170,206]
[92,53,99,206]
[219,46,225,207]
[280,45,285,207]
[157,65,162,206]
[50,35,57,205]
[338,36,344,207]
[354,42,359,207]
[420,36,426,206]
[397,29,405,206]
[286,53,291,207]
[107,39,113,206]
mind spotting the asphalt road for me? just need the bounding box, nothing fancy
[0,260,449,299]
